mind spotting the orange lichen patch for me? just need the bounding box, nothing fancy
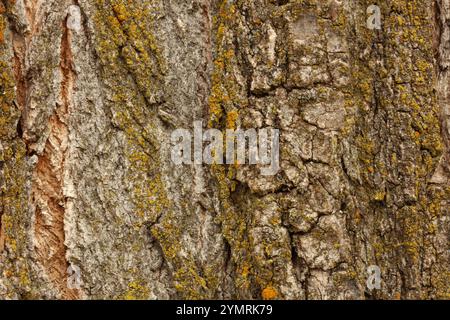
[0,13,5,43]
[112,3,129,23]
[241,263,250,278]
[261,286,278,300]
[226,109,239,130]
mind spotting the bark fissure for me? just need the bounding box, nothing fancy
[32,14,78,299]
[0,0,448,300]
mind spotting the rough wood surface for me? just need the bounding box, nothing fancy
[0,0,448,299]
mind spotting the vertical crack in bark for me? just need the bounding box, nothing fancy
[0,182,4,252]
[0,0,9,255]
[32,15,78,299]
[12,35,25,113]
[434,0,450,183]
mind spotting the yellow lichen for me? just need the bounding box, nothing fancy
[122,280,150,300]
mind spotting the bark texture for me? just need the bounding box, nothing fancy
[0,0,449,299]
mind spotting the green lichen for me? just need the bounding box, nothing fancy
[208,0,261,296]
[121,280,150,300]
[208,1,304,298]
[345,0,446,298]
[0,3,33,298]
[94,0,218,299]
[93,0,169,299]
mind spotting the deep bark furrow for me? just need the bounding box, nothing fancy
[0,0,448,300]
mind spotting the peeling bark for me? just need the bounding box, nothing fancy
[0,0,448,300]
[32,13,78,299]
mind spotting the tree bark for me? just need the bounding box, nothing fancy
[0,0,448,299]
